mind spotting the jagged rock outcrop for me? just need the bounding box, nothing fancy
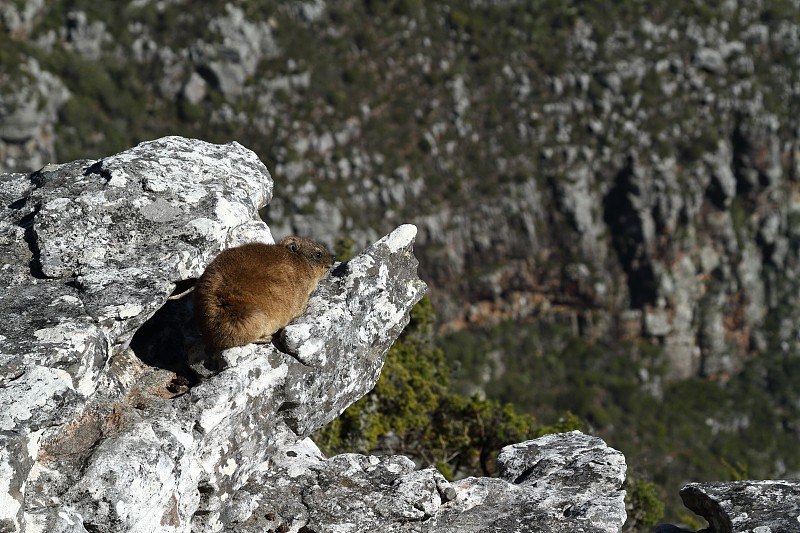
[0,57,70,173]
[224,431,626,533]
[189,4,280,98]
[0,137,626,533]
[679,480,800,533]
[3,1,800,385]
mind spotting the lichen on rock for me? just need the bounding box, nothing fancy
[0,136,627,533]
[679,480,800,533]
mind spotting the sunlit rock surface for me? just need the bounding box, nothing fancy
[0,137,628,533]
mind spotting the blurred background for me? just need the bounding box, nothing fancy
[2,0,799,529]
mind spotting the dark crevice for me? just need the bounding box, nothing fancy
[330,262,349,278]
[129,297,200,387]
[29,170,46,188]
[65,278,84,291]
[16,207,51,280]
[730,115,775,193]
[83,160,113,182]
[705,175,730,210]
[276,401,300,413]
[602,161,658,309]
[196,65,221,92]
[165,374,191,397]
[509,459,542,485]
[8,197,26,210]
[83,160,103,177]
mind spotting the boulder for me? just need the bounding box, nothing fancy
[220,431,627,533]
[680,480,800,533]
[0,136,626,533]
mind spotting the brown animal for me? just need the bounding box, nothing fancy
[193,236,334,350]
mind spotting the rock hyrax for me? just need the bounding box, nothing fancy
[194,236,334,350]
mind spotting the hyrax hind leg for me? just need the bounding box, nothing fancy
[221,309,279,348]
[245,311,286,346]
[253,334,273,344]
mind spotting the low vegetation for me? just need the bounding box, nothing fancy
[439,315,800,524]
[315,296,665,529]
[6,0,800,528]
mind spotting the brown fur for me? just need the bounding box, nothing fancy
[193,236,334,350]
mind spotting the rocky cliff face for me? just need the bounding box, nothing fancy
[2,1,799,383]
[2,1,800,523]
[0,137,633,533]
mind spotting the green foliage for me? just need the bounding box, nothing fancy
[535,411,583,437]
[333,236,356,262]
[394,0,422,17]
[624,475,665,532]
[317,301,680,524]
[441,320,664,430]
[315,297,569,478]
[177,99,207,123]
[10,0,800,523]
[34,47,155,160]
[440,317,800,522]
[363,0,421,17]
[721,458,749,481]
[678,513,708,531]
[446,10,471,33]
[0,32,29,80]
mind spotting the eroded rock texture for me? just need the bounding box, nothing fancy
[222,431,626,533]
[0,136,626,533]
[680,480,800,533]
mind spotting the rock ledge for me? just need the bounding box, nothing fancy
[0,137,626,533]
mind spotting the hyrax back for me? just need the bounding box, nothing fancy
[194,236,334,350]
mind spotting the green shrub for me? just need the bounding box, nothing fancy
[315,297,578,478]
[624,475,665,532]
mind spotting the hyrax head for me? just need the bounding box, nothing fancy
[279,236,335,273]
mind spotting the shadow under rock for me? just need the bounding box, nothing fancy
[129,290,209,386]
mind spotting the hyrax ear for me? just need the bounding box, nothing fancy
[286,239,299,252]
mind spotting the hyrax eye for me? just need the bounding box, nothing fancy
[314,251,322,259]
